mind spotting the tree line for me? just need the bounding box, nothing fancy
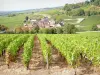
[7,23,77,34]
[63,0,100,16]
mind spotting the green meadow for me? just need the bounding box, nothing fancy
[80,15,100,30]
[0,8,100,31]
[0,13,43,29]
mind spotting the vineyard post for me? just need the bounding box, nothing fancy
[46,53,49,69]
[46,40,52,69]
[5,51,10,69]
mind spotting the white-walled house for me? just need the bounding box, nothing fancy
[23,17,63,28]
[56,24,61,27]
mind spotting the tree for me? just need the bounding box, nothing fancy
[48,28,57,34]
[85,0,90,5]
[56,27,63,34]
[77,9,85,16]
[85,11,91,16]
[29,29,37,34]
[39,28,48,34]
[72,9,85,16]
[63,23,77,34]
[90,0,95,3]
[39,28,56,34]
[90,11,98,15]
[54,15,63,24]
[34,25,40,33]
[32,12,34,14]
[8,14,16,17]
[92,25,98,31]
[93,0,100,6]
[64,4,71,11]
[64,4,80,11]
[25,16,29,21]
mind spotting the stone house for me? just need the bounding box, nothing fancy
[23,17,63,29]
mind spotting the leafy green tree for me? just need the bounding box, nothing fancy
[93,0,100,6]
[72,9,85,16]
[64,4,81,15]
[85,11,91,16]
[63,23,77,34]
[34,25,40,33]
[90,11,98,15]
[39,28,56,34]
[29,29,37,34]
[49,28,57,34]
[64,4,71,11]
[8,14,16,17]
[32,12,34,14]
[90,0,95,2]
[77,9,85,16]
[92,25,98,31]
[25,16,29,21]
[55,16,63,24]
[68,4,80,9]
[39,28,48,34]
[56,27,63,34]
[85,0,90,5]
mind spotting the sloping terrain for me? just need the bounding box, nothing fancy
[80,15,100,30]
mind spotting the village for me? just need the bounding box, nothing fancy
[23,16,64,30]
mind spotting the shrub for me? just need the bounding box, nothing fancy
[56,27,63,34]
[63,23,77,34]
[39,28,57,34]
[34,25,40,33]
[0,25,8,31]
[72,9,85,16]
[39,28,48,34]
[91,25,98,31]
[50,28,57,34]
[8,14,16,17]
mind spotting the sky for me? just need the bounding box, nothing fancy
[0,0,86,11]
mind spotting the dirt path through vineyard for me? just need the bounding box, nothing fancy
[29,36,45,70]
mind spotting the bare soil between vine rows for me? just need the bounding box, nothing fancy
[0,36,100,75]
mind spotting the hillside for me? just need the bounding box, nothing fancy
[0,7,62,29]
[37,8,63,15]
[0,15,24,28]
[0,13,43,29]
[0,7,62,16]
[80,16,100,30]
[0,1,100,31]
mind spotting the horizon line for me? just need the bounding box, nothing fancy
[0,6,63,12]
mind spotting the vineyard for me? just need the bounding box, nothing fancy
[0,33,100,74]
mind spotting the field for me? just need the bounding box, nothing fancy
[0,13,43,29]
[37,9,62,15]
[81,5,100,11]
[0,14,26,28]
[80,15,100,30]
[0,9,62,29]
[0,8,100,31]
[0,33,100,75]
[62,15,100,31]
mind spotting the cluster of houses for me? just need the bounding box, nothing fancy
[23,17,64,29]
